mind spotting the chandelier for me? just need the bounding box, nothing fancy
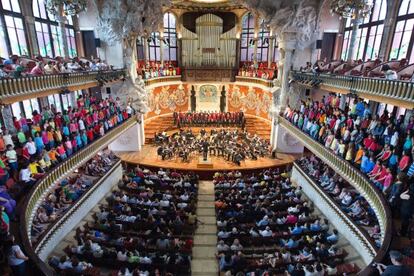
[46,0,87,17]
[330,0,374,19]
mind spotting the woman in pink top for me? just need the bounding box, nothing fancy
[30,62,44,76]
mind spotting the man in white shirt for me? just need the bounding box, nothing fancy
[25,137,37,157]
[19,165,36,186]
[260,226,273,237]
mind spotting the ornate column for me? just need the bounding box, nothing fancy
[57,5,69,58]
[1,105,16,134]
[159,33,164,65]
[268,31,274,68]
[143,36,149,64]
[378,0,401,60]
[278,31,297,111]
[253,16,259,67]
[72,16,85,58]
[347,13,361,62]
[24,16,39,56]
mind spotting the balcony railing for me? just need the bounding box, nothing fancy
[278,115,392,268]
[144,75,182,86]
[0,69,126,104]
[293,162,377,259]
[290,71,414,108]
[20,116,137,276]
[235,76,275,88]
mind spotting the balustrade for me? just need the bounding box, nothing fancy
[290,71,414,108]
[0,70,126,104]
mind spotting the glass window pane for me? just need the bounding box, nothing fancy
[31,99,40,113]
[11,102,21,120]
[22,100,33,119]
[54,94,62,112]
[0,19,8,57]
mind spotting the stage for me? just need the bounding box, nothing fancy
[116,145,299,178]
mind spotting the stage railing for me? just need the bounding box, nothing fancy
[290,71,414,108]
[278,115,392,272]
[0,69,126,104]
[20,116,137,276]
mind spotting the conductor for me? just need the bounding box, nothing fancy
[202,140,209,161]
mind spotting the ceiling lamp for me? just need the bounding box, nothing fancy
[46,0,87,17]
[330,0,374,19]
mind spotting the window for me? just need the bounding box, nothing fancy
[341,30,352,60]
[257,20,269,62]
[48,94,62,112]
[22,99,40,119]
[61,93,71,110]
[389,0,414,62]
[11,102,21,119]
[341,0,387,60]
[240,12,255,62]
[66,27,77,57]
[33,0,77,58]
[35,21,53,57]
[1,0,20,13]
[148,32,161,61]
[273,41,280,62]
[0,18,8,57]
[163,12,177,61]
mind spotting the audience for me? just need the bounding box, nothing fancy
[31,149,118,243]
[213,169,357,275]
[283,96,414,236]
[48,166,199,275]
[0,55,111,79]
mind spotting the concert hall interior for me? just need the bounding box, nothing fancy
[1,0,414,275]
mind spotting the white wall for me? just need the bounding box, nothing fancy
[274,124,304,154]
[108,123,142,152]
[77,1,124,68]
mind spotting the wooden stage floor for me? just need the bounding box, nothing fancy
[116,145,299,172]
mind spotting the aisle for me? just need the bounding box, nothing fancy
[191,180,219,275]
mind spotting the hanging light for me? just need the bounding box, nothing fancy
[330,0,374,19]
[46,0,87,17]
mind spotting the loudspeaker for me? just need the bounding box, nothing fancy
[316,40,322,49]
[95,38,101,48]
[305,89,310,96]
[106,87,111,94]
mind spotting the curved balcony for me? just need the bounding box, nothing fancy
[277,115,392,269]
[235,76,276,88]
[143,75,182,87]
[290,71,414,109]
[292,161,377,265]
[20,116,137,276]
[0,69,126,104]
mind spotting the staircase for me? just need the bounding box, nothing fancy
[144,114,272,143]
[191,180,218,276]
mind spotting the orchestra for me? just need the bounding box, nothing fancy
[155,128,270,166]
[173,111,245,128]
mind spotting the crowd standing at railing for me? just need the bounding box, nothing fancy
[0,55,112,79]
[213,169,360,275]
[283,96,414,237]
[0,94,132,207]
[297,155,381,247]
[238,61,278,80]
[137,61,180,79]
[48,166,199,275]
